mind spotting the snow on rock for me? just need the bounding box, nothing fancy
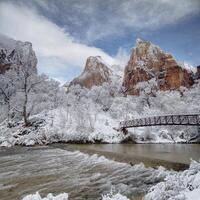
[0,117,47,147]
[22,191,130,200]
[22,192,68,200]
[144,160,200,200]
[123,38,194,95]
[135,38,163,60]
[0,33,37,74]
[179,62,197,74]
[102,192,130,200]
[0,140,12,147]
[69,56,120,89]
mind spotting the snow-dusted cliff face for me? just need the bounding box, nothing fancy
[0,34,37,74]
[70,56,116,89]
[196,65,200,79]
[123,39,194,95]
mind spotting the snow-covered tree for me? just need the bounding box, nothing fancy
[0,71,16,125]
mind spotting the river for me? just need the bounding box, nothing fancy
[0,144,200,200]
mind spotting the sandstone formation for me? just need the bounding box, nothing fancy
[123,39,194,95]
[0,34,37,74]
[70,56,113,89]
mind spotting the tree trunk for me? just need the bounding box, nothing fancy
[7,103,11,127]
[23,92,29,126]
[23,77,29,126]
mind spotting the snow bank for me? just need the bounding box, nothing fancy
[184,188,200,200]
[22,191,130,200]
[0,109,125,147]
[144,160,200,200]
[102,192,130,200]
[22,192,68,200]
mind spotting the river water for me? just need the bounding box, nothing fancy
[63,143,200,165]
[0,144,199,200]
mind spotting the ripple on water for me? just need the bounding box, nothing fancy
[0,147,168,200]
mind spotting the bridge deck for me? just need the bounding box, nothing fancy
[120,114,200,129]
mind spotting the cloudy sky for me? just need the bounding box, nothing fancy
[0,0,200,84]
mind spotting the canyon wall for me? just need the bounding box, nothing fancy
[123,39,194,95]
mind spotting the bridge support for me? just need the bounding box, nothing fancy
[120,127,128,135]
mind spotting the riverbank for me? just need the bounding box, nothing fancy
[1,110,199,148]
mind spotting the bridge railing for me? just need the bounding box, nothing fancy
[119,114,200,128]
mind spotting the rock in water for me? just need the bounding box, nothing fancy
[0,33,37,74]
[123,39,194,95]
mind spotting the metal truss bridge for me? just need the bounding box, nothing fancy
[119,114,200,130]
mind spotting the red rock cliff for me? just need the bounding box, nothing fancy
[123,39,194,95]
[70,56,113,89]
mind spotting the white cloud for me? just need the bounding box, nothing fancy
[114,47,130,68]
[0,0,199,82]
[5,0,199,43]
[119,0,200,29]
[70,0,200,42]
[0,2,115,82]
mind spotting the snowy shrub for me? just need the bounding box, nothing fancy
[144,160,200,200]
[102,192,130,200]
[22,191,130,200]
[139,128,156,141]
[158,129,171,140]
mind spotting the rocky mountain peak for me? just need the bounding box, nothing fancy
[123,39,194,95]
[70,56,113,89]
[0,34,37,74]
[130,39,163,65]
[85,56,107,71]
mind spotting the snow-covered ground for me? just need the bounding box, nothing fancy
[0,108,125,147]
[144,160,200,200]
